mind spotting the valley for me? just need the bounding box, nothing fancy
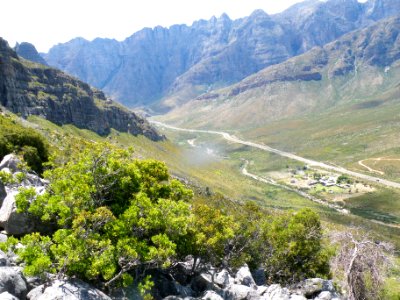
[1,0,400,298]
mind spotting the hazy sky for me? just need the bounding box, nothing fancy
[1,0,310,52]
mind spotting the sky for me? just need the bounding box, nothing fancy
[1,0,313,52]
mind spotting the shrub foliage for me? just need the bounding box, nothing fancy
[6,141,331,289]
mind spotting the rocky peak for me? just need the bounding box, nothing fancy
[14,42,48,65]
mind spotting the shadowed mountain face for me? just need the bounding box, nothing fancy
[0,38,163,141]
[15,42,48,66]
[160,16,400,129]
[43,0,400,110]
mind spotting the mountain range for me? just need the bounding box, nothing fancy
[41,0,400,111]
[161,15,400,128]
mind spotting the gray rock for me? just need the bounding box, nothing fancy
[0,190,34,235]
[235,265,256,287]
[0,182,6,208]
[314,291,333,300]
[0,267,28,299]
[252,268,266,286]
[255,285,268,296]
[0,155,22,173]
[27,279,111,300]
[191,273,214,293]
[0,234,7,243]
[0,292,19,300]
[202,290,224,300]
[261,284,290,300]
[214,269,233,288]
[174,282,193,298]
[0,251,8,266]
[291,279,335,298]
[224,284,251,300]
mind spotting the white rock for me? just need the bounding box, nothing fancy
[0,292,19,300]
[27,279,111,300]
[0,267,28,299]
[224,284,251,300]
[256,285,269,296]
[0,155,22,173]
[289,295,307,300]
[261,284,290,300]
[214,269,232,287]
[235,265,256,287]
[202,290,224,300]
[315,291,332,300]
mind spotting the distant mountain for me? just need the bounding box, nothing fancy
[160,15,400,128]
[43,0,400,110]
[0,38,163,141]
[15,42,48,65]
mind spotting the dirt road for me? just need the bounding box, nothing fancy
[151,121,400,189]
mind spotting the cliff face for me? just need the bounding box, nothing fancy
[43,0,400,109]
[0,38,163,141]
[160,16,400,128]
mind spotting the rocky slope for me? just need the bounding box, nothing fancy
[0,38,163,141]
[160,15,400,128]
[43,0,400,109]
[14,42,48,66]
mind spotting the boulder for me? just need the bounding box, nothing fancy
[214,269,233,288]
[191,273,214,294]
[224,284,251,300]
[0,190,34,235]
[235,265,256,287]
[261,284,290,300]
[0,185,46,235]
[0,267,28,299]
[314,290,341,300]
[0,234,7,243]
[0,182,6,207]
[0,251,8,266]
[174,282,193,298]
[291,279,335,298]
[251,268,266,286]
[201,290,224,300]
[0,292,19,300]
[27,279,111,300]
[0,155,22,173]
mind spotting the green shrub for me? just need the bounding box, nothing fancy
[0,115,49,174]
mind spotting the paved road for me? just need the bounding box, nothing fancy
[151,120,400,189]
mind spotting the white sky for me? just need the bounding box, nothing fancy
[1,0,311,52]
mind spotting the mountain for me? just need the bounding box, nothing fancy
[0,38,163,141]
[160,15,400,128]
[14,42,48,65]
[43,0,400,110]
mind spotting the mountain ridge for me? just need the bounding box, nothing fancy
[0,38,163,141]
[159,15,400,128]
[43,0,400,109]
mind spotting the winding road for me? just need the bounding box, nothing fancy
[151,121,400,189]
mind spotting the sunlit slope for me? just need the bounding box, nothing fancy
[160,16,400,129]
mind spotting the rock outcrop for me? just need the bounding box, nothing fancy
[27,280,111,300]
[0,38,163,141]
[0,154,47,235]
[14,43,47,66]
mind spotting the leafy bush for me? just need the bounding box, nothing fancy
[262,209,331,284]
[0,115,49,174]
[11,143,193,287]
[5,141,331,290]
